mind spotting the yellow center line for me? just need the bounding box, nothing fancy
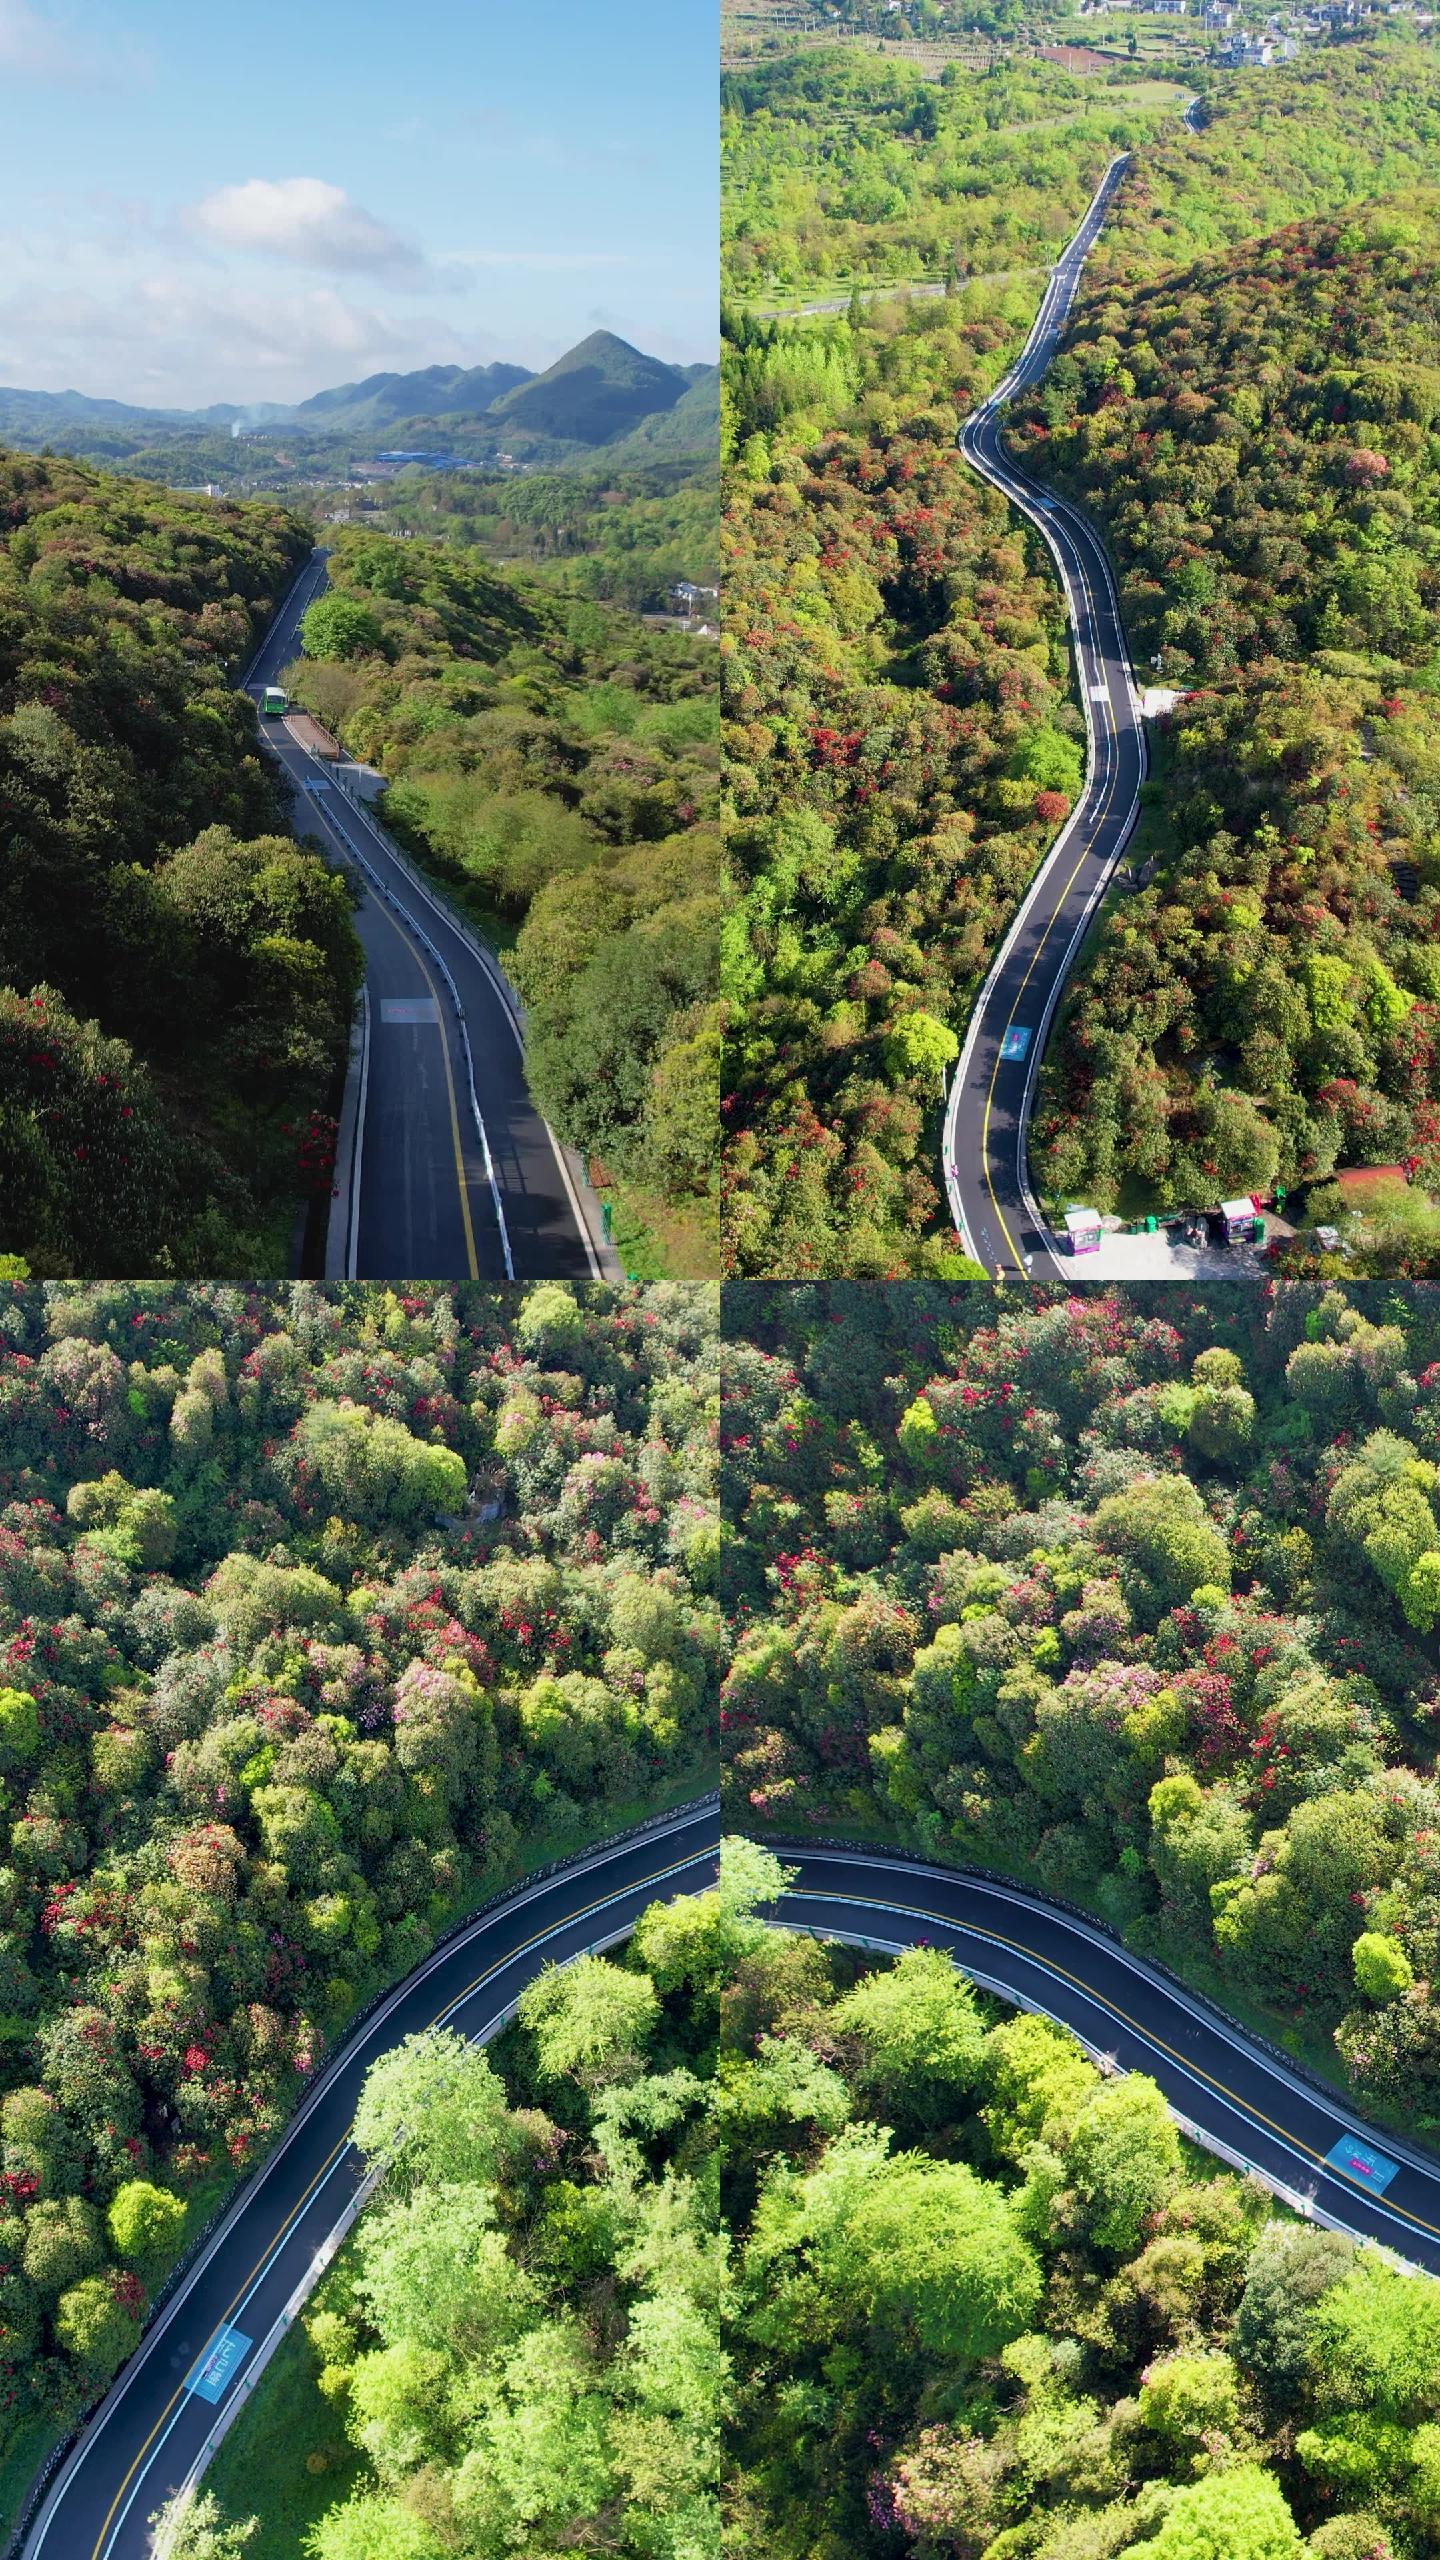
[810,1892,1440,2245]
[88,1845,706,2557]
[981,655,1121,1272]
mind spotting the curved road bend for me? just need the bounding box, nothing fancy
[943,153,1147,1278]
[245,555,602,1282]
[22,1801,719,2560]
[767,1843,1440,2277]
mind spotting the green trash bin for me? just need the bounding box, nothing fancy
[1144,1215,1157,1233]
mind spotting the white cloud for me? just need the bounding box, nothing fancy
[0,0,89,77]
[442,248,634,274]
[190,178,426,279]
[0,267,488,408]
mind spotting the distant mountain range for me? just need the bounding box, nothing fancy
[0,331,717,464]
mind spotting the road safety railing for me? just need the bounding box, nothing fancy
[9,1794,718,2560]
[942,155,1143,1274]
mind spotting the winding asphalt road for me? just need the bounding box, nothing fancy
[245,554,603,1282]
[20,1803,718,2560]
[769,1842,1440,2277]
[942,154,1148,1278]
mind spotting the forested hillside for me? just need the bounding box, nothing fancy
[200,1838,1440,2560]
[0,454,358,1278]
[724,1856,1440,2560]
[0,1278,717,2470]
[1014,191,1440,1234]
[724,1283,1440,2130]
[195,1850,736,2560]
[389,461,719,616]
[722,40,1440,1274]
[723,58,1173,1275]
[287,537,720,1276]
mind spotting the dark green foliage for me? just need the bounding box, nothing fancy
[0,449,359,1275]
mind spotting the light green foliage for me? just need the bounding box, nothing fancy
[832,1947,985,2120]
[53,2271,141,2378]
[517,1954,661,2090]
[1351,1932,1413,2004]
[1142,2464,1303,2558]
[1092,1475,1231,1621]
[148,2491,258,2560]
[300,594,386,662]
[293,1399,467,1525]
[1307,2256,1440,2422]
[1328,1433,1440,1629]
[0,1687,40,1769]
[107,2179,185,2261]
[351,2032,510,2190]
[629,1835,789,1992]
[1063,2075,1183,2257]
[1138,2349,1241,2450]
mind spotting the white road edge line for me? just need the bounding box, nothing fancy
[24,1805,717,2559]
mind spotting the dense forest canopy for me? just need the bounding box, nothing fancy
[0,453,358,1277]
[722,39,1440,1274]
[367,460,720,618]
[723,1282,1440,2132]
[195,1852,738,2560]
[723,1857,1440,2560]
[722,59,1173,1276]
[199,1839,1440,2560]
[287,536,720,1276]
[1014,191,1440,1237]
[0,1278,717,2459]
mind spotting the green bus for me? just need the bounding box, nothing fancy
[262,686,288,717]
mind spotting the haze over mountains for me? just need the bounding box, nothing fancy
[0,330,718,464]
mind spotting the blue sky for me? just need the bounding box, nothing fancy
[0,0,717,407]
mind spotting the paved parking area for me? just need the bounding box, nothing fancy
[1048,1227,1270,1281]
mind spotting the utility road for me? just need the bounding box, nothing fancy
[943,154,1146,1277]
[246,554,602,1281]
[21,1802,719,2560]
[770,1841,1440,2276]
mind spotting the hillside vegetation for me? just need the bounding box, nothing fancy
[724,1282,1440,2132]
[201,1837,1440,2560]
[1015,186,1440,1236]
[724,1856,1440,2560]
[289,536,720,1273]
[722,56,1172,1275]
[0,452,360,1277]
[722,39,1440,1274]
[372,460,719,619]
[0,1278,717,2465]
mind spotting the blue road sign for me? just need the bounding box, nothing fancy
[1324,2135,1400,2195]
[1000,1026,1032,1062]
[187,2323,252,2404]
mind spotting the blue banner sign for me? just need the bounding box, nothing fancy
[1324,2135,1399,2194]
[187,2323,252,2404]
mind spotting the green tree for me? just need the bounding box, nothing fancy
[1143,2466,1302,2559]
[1352,1932,1413,2003]
[833,1948,985,2122]
[517,1956,660,2092]
[351,2032,510,2192]
[108,2179,186,2263]
[300,595,386,662]
[1065,2076,1183,2256]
